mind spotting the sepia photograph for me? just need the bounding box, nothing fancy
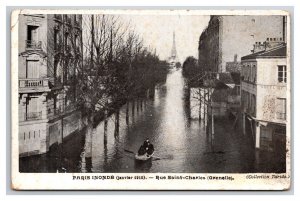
[11,9,291,190]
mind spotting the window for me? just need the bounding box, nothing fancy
[26,25,39,48]
[278,65,287,83]
[247,65,250,81]
[25,95,42,121]
[27,25,38,42]
[26,60,39,78]
[276,98,286,120]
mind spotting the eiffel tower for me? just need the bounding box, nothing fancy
[171,31,177,59]
[169,31,178,67]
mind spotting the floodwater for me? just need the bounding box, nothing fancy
[20,69,286,173]
[82,68,209,173]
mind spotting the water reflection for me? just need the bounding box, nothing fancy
[80,69,208,173]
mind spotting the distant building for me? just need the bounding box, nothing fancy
[198,15,287,73]
[210,72,241,117]
[226,54,242,73]
[168,32,179,67]
[18,14,83,156]
[241,42,287,153]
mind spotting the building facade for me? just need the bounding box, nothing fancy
[198,15,286,73]
[18,14,83,157]
[241,42,287,153]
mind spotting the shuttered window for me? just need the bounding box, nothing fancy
[26,60,39,78]
[276,98,286,120]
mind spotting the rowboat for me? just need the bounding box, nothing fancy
[135,152,154,161]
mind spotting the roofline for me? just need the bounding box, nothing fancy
[241,55,286,61]
[241,44,286,61]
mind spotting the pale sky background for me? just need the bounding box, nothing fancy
[82,14,210,63]
[121,15,210,63]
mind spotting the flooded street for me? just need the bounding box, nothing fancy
[20,69,285,173]
[76,68,283,173]
[85,68,208,173]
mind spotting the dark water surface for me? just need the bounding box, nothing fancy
[20,69,285,173]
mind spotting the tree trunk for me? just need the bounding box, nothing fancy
[132,99,135,118]
[184,86,191,120]
[204,88,206,121]
[104,108,108,145]
[114,109,120,138]
[126,101,129,125]
[199,88,202,121]
[137,98,139,113]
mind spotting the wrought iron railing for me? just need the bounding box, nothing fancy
[19,78,49,88]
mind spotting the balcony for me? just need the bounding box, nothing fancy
[26,40,42,50]
[24,111,42,121]
[19,78,50,93]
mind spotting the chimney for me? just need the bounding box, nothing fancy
[234,54,237,63]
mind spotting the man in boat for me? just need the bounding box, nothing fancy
[138,139,154,156]
[146,141,154,156]
[138,144,147,155]
[143,139,150,147]
[137,139,149,155]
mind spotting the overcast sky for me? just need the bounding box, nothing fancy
[82,14,210,63]
[120,15,210,63]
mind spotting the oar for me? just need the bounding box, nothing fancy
[152,156,161,160]
[125,149,163,161]
[124,149,135,154]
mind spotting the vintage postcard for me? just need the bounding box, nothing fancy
[11,9,291,190]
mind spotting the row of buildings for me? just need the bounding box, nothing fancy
[198,15,288,154]
[18,14,83,156]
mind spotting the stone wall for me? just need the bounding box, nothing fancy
[19,110,82,157]
[19,120,48,156]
